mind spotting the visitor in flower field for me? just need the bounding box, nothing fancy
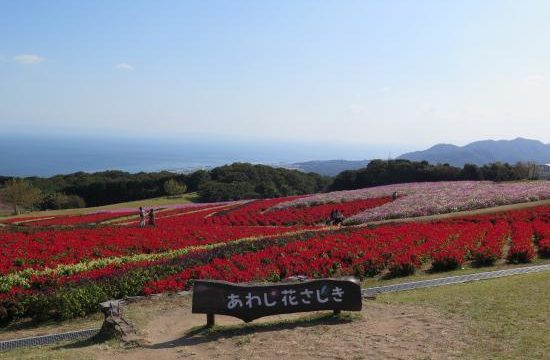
[139,207,146,228]
[148,208,156,226]
[328,208,337,225]
[392,191,398,200]
[329,208,345,225]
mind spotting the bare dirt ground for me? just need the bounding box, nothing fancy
[93,296,467,360]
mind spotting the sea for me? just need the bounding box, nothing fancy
[0,133,411,177]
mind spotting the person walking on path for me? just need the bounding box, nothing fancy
[139,207,146,228]
[148,208,156,227]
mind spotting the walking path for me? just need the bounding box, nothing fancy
[362,263,550,297]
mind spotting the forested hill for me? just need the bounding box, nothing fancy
[187,163,330,202]
[0,160,537,212]
[289,160,371,176]
[0,164,330,208]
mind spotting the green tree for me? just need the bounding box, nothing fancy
[163,179,188,197]
[460,163,482,180]
[41,192,86,210]
[0,179,43,214]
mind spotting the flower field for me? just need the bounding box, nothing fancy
[0,181,549,325]
[274,181,550,222]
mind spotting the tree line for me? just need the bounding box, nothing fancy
[0,160,539,214]
[0,163,330,213]
[329,160,532,191]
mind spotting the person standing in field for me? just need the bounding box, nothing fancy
[139,207,146,228]
[148,208,156,226]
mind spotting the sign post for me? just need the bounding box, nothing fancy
[192,278,362,326]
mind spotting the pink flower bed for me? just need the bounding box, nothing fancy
[273,181,550,223]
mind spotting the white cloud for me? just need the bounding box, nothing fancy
[116,63,135,71]
[13,54,45,64]
[526,74,545,83]
[420,103,436,114]
[349,103,369,115]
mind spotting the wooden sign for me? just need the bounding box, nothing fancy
[192,278,362,325]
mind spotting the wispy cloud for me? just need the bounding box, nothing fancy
[13,54,45,64]
[116,63,135,71]
[525,74,545,84]
[349,103,369,115]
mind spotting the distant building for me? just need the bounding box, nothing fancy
[530,164,550,180]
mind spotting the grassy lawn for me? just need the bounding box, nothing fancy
[361,258,550,288]
[0,314,103,342]
[0,339,121,360]
[0,193,198,220]
[378,271,550,359]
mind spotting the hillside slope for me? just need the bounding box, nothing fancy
[398,138,550,166]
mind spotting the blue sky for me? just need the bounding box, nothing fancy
[1,0,550,148]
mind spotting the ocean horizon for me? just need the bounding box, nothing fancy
[0,133,411,177]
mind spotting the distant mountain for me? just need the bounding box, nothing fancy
[398,138,550,167]
[289,160,371,176]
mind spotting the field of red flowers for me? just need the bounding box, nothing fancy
[0,188,549,325]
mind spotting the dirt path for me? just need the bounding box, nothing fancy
[95,297,467,360]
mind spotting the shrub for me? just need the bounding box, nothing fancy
[538,238,550,258]
[163,179,187,197]
[431,248,464,271]
[507,223,535,264]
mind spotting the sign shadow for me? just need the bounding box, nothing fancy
[145,311,358,349]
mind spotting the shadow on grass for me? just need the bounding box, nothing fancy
[0,315,102,336]
[53,333,111,350]
[146,312,359,349]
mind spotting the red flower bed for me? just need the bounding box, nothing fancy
[0,223,301,275]
[507,222,536,263]
[144,207,550,294]
[205,197,392,226]
[14,211,137,227]
[471,220,509,266]
[142,221,493,293]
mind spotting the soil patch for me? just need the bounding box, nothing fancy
[97,297,467,360]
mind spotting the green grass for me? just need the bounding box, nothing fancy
[0,314,103,341]
[0,193,198,220]
[379,271,550,359]
[0,338,121,360]
[361,258,550,288]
